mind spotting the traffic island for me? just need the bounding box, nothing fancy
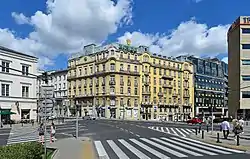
[47,137,97,159]
[189,131,250,152]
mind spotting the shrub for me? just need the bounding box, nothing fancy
[0,142,44,159]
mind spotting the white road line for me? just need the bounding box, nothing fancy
[141,138,187,158]
[129,131,134,134]
[185,129,193,133]
[180,128,189,135]
[152,138,203,157]
[119,139,150,159]
[120,128,124,130]
[165,127,170,133]
[94,141,110,159]
[181,137,244,153]
[156,127,160,131]
[135,134,140,137]
[160,127,165,132]
[130,139,170,159]
[171,137,232,154]
[175,128,186,137]
[161,137,217,156]
[107,140,129,159]
[170,128,178,135]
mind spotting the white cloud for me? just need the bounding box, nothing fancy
[222,57,228,64]
[118,19,230,58]
[0,0,132,68]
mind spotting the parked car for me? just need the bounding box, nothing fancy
[187,117,203,124]
[82,115,96,120]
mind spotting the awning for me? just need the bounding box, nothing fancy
[0,111,16,115]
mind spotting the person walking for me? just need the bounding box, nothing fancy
[50,122,56,143]
[38,123,45,144]
[238,117,244,134]
[220,119,230,139]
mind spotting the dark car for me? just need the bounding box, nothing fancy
[82,115,96,120]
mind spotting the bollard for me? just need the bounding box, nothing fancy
[21,122,23,127]
[202,130,204,139]
[237,135,240,146]
[216,133,220,143]
[206,125,209,132]
[195,127,198,135]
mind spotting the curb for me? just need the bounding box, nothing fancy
[189,135,250,151]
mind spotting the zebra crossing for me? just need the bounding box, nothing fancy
[7,125,50,145]
[93,136,244,159]
[148,126,196,137]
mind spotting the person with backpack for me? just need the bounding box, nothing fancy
[50,122,56,143]
[38,123,45,144]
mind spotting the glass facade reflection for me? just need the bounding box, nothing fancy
[177,56,228,117]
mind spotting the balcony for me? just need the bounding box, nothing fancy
[184,76,189,80]
[163,83,173,88]
[144,81,150,86]
[142,90,151,95]
[172,93,178,97]
[162,74,173,79]
[158,92,163,96]
[144,71,150,76]
[67,74,76,80]
[109,81,116,85]
[183,93,190,98]
[183,85,189,89]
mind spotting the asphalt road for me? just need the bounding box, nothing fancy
[54,119,250,159]
[1,119,250,159]
[0,128,11,146]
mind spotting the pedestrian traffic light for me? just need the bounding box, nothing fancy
[42,72,48,84]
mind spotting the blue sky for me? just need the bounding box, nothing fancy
[0,0,249,70]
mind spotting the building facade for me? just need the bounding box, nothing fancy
[228,16,250,119]
[177,56,228,118]
[68,43,194,121]
[37,70,69,118]
[0,46,38,121]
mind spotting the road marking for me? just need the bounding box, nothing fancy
[141,138,187,158]
[180,128,189,135]
[130,139,170,159]
[165,127,170,133]
[185,129,193,133]
[160,127,165,132]
[170,128,178,135]
[181,137,244,153]
[107,140,129,159]
[152,138,203,157]
[120,128,124,130]
[119,139,150,159]
[171,137,232,154]
[175,128,186,137]
[135,134,140,137]
[94,141,110,159]
[129,131,134,134]
[161,137,217,155]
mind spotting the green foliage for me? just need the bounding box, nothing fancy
[0,142,44,159]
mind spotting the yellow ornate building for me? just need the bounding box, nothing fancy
[67,43,194,121]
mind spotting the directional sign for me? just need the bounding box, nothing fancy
[40,86,54,98]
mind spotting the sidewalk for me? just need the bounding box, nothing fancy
[190,130,250,152]
[47,137,96,159]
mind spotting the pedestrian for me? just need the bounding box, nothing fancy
[50,122,56,143]
[238,117,244,133]
[220,119,230,139]
[38,123,45,144]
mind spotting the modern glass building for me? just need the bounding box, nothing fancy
[177,55,228,118]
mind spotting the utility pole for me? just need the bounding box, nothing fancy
[74,97,79,139]
[43,72,48,159]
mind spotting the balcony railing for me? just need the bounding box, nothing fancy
[109,81,116,85]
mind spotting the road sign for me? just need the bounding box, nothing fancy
[40,86,54,98]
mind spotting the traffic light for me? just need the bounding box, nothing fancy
[42,72,48,84]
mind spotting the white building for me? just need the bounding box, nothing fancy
[0,46,38,121]
[37,70,69,117]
